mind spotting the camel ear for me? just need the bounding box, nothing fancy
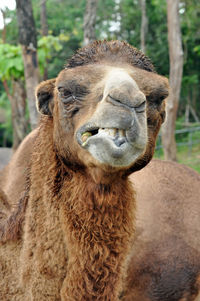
[36,79,56,116]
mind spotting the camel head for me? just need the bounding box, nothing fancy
[36,41,169,181]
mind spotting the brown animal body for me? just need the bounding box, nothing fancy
[0,41,200,301]
[126,161,200,301]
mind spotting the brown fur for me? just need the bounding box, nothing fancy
[67,40,155,72]
[0,40,199,301]
[124,160,200,301]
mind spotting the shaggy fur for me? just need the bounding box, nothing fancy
[0,119,135,300]
[0,40,200,301]
[67,40,155,73]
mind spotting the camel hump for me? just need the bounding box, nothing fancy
[131,159,200,244]
[130,158,200,202]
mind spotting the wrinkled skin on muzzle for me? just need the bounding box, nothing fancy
[76,69,148,167]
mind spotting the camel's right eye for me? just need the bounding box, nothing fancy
[58,87,76,103]
[147,88,169,107]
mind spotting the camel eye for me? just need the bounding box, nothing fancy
[58,87,76,103]
[147,89,169,106]
[147,94,165,107]
[156,95,167,104]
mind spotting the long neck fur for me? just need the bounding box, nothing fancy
[22,119,136,300]
[60,172,135,300]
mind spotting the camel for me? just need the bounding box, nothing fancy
[0,40,200,301]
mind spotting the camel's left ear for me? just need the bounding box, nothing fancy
[36,79,56,116]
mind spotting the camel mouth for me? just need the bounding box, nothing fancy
[78,127,127,148]
[76,123,146,167]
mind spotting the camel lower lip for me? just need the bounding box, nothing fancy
[83,135,130,159]
[86,135,127,150]
[79,127,127,148]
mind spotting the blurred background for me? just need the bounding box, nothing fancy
[0,0,199,172]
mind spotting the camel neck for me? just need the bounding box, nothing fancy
[59,173,136,300]
[28,125,136,300]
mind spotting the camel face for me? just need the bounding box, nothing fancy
[56,65,147,168]
[36,41,169,175]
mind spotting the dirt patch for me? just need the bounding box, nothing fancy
[0,148,12,170]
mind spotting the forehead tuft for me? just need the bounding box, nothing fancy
[66,40,155,73]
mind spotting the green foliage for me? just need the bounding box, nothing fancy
[0,34,65,82]
[0,43,24,81]
[146,1,168,75]
[32,0,84,44]
[119,0,141,46]
[180,0,200,116]
[1,9,18,45]
[37,34,63,75]
[194,45,200,56]
[0,91,12,146]
[96,0,118,40]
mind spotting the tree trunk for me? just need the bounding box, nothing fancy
[3,80,27,151]
[11,80,27,150]
[161,0,183,161]
[40,0,48,80]
[140,0,148,53]
[83,0,98,46]
[40,0,48,36]
[16,0,40,129]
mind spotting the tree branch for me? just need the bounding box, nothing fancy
[2,80,13,102]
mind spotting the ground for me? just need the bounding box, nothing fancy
[0,148,12,170]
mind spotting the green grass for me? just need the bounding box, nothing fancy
[177,144,200,173]
[155,144,200,174]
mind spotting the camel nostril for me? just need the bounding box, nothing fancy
[107,94,133,109]
[108,94,123,106]
[107,92,146,111]
[135,101,146,113]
